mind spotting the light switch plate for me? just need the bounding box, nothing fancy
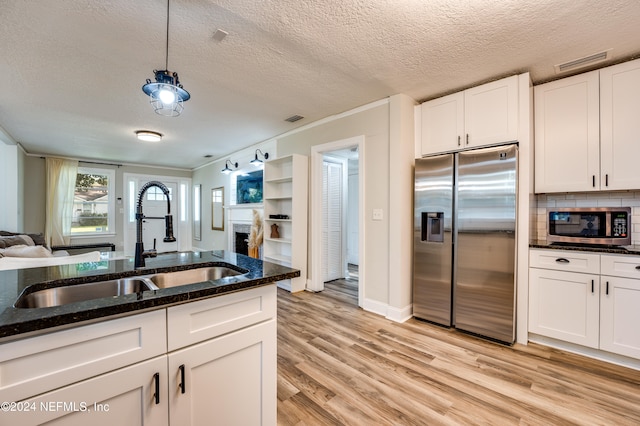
[372,208,383,221]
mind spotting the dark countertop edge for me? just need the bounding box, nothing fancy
[1,280,285,342]
[0,251,300,341]
[0,273,298,342]
[529,242,640,256]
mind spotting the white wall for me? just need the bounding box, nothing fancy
[191,141,276,252]
[0,144,24,232]
[278,98,414,319]
[21,156,191,250]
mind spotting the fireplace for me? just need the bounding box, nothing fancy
[233,224,251,256]
[228,206,263,259]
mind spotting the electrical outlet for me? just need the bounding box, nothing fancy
[372,208,383,221]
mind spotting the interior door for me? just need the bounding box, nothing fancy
[322,160,344,282]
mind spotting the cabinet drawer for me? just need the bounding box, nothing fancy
[601,254,640,279]
[530,249,600,273]
[167,285,276,351]
[0,310,166,403]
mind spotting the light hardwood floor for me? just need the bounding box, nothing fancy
[277,278,640,425]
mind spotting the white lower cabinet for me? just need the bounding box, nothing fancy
[600,255,640,359]
[169,320,276,425]
[529,249,640,361]
[529,267,600,347]
[0,285,277,425]
[3,356,168,426]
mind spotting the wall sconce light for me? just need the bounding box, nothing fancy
[250,149,269,166]
[221,159,238,175]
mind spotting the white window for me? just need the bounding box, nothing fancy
[146,186,173,201]
[71,167,115,235]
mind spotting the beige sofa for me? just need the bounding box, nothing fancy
[0,232,101,271]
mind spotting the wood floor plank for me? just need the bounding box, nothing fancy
[277,279,640,425]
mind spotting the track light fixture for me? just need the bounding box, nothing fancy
[221,159,238,175]
[250,149,269,166]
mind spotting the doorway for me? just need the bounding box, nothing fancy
[310,135,365,307]
[123,174,192,256]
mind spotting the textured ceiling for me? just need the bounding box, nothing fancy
[1,0,640,169]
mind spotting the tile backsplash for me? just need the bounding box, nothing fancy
[533,191,640,245]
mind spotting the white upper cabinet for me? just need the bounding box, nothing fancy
[464,75,519,148]
[534,71,600,193]
[419,92,464,154]
[600,59,640,190]
[418,75,519,156]
[534,58,640,193]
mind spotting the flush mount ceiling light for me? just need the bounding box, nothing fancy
[135,130,163,142]
[221,159,238,175]
[142,0,190,117]
[250,149,269,166]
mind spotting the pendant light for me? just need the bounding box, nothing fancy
[142,0,190,117]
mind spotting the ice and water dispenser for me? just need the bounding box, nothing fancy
[421,212,444,243]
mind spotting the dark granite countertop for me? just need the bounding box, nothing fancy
[0,250,299,341]
[530,240,640,256]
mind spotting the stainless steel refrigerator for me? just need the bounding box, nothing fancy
[413,144,517,343]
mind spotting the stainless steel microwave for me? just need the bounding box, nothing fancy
[547,207,631,246]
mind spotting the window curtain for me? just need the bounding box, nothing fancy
[45,157,78,247]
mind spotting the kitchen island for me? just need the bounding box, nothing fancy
[0,251,297,425]
[0,250,298,340]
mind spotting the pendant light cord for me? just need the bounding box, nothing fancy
[165,0,170,70]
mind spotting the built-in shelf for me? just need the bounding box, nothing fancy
[265,237,292,244]
[263,154,308,293]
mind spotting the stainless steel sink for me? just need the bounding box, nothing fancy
[149,266,246,288]
[14,265,248,308]
[14,278,155,309]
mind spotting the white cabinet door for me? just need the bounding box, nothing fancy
[600,276,640,359]
[529,268,600,348]
[7,356,168,426]
[600,59,640,190]
[534,71,600,193]
[168,320,276,426]
[419,92,464,155]
[464,75,519,148]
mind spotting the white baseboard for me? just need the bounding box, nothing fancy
[386,304,412,323]
[361,297,388,318]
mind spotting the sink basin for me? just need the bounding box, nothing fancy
[14,278,155,309]
[149,266,246,288]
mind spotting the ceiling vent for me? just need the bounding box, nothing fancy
[554,49,613,74]
[285,115,304,123]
